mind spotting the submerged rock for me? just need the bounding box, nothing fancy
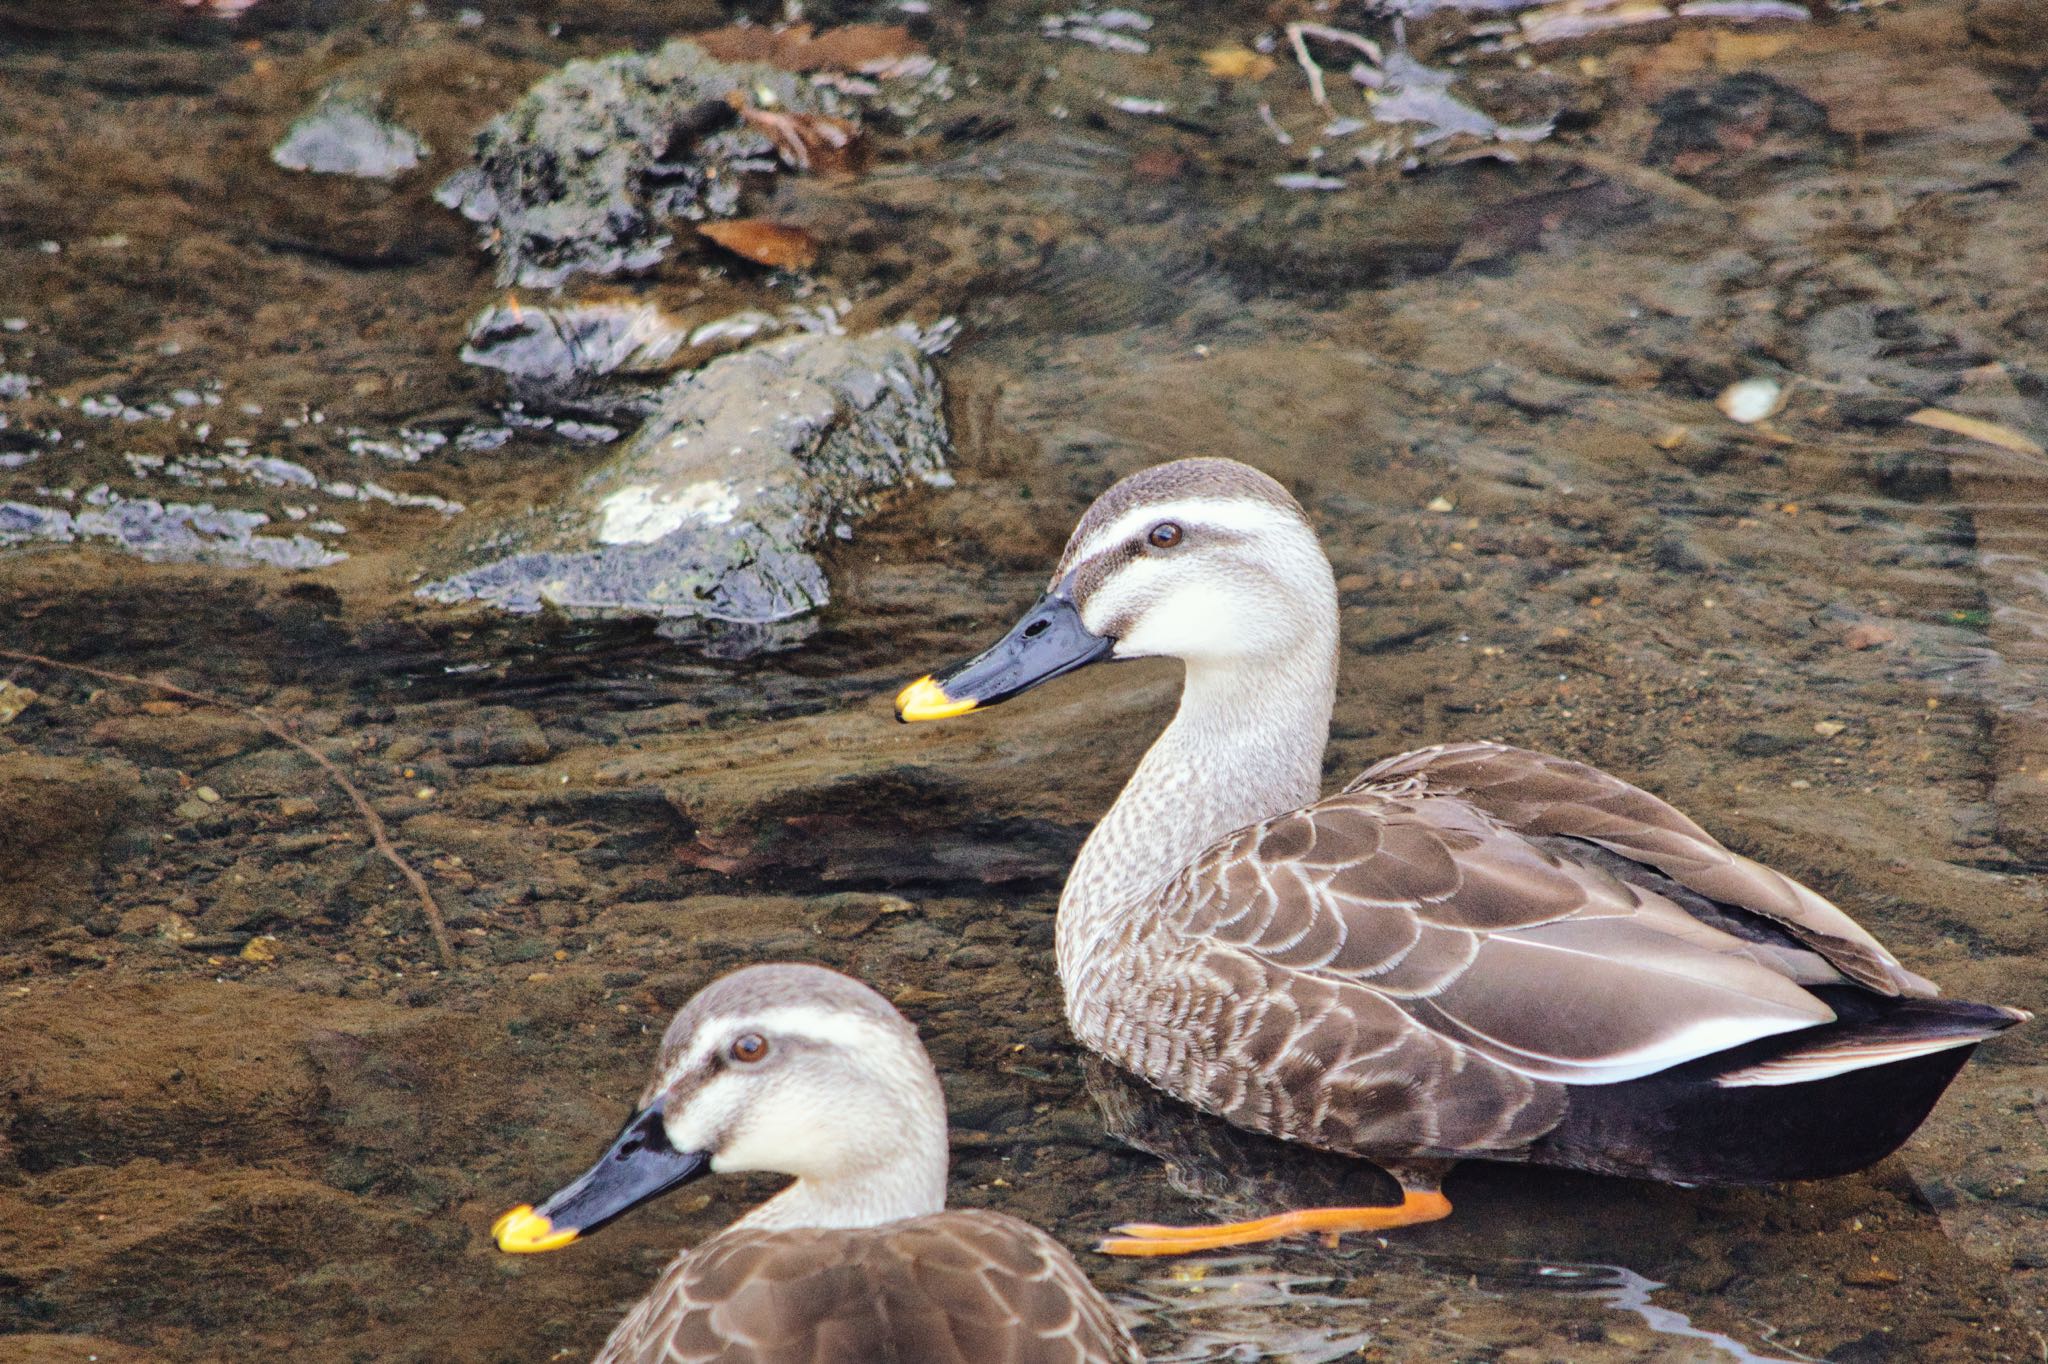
[420,325,950,638]
[435,40,837,288]
[0,494,344,568]
[0,752,140,939]
[271,86,429,179]
[459,300,692,409]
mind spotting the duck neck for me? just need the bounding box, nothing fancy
[1057,641,1335,982]
[730,1088,949,1234]
[735,1165,945,1233]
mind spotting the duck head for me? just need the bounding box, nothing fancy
[896,457,1336,721]
[494,964,950,1253]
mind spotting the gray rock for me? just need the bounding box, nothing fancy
[272,87,429,179]
[0,493,344,568]
[459,300,690,409]
[420,325,950,638]
[435,39,837,288]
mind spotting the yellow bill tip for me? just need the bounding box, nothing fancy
[492,1204,579,1254]
[895,674,978,723]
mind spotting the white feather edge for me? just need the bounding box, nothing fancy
[1429,931,1831,1086]
[1713,1033,1982,1087]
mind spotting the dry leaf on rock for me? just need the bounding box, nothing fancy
[697,219,819,270]
[728,94,864,174]
[695,23,923,74]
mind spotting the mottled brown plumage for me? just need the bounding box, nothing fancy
[597,1213,1138,1364]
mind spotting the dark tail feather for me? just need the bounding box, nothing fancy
[1712,996,2029,1087]
[1531,992,2028,1186]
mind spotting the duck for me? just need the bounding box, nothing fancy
[894,456,2029,1257]
[491,963,1142,1363]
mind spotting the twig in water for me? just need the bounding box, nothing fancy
[0,647,456,969]
[1286,22,1385,108]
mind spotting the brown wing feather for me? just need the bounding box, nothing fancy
[1166,791,1829,1090]
[1348,741,1933,997]
[594,1214,1140,1364]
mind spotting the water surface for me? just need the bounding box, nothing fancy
[1,2,2044,1360]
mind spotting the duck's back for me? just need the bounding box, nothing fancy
[595,1211,1140,1364]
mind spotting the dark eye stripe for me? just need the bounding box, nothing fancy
[1059,525,1252,604]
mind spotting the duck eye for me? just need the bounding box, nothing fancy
[729,1033,769,1064]
[1147,522,1183,550]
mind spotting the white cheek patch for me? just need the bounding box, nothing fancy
[1113,579,1245,660]
[662,1072,738,1156]
[712,1103,827,1175]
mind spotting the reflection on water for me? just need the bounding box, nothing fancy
[1521,1262,1810,1364]
[1129,1261,1376,1364]
[0,0,2043,1361]
[1130,1256,1814,1364]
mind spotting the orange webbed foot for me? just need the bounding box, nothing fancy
[1097,1189,1452,1257]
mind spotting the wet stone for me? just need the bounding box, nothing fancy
[441,706,550,767]
[435,40,835,288]
[459,301,690,410]
[1732,730,1808,758]
[271,86,429,180]
[0,753,141,938]
[805,892,907,940]
[420,326,950,644]
[88,711,267,768]
[0,496,344,569]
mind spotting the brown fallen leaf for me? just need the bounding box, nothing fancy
[728,93,864,175]
[1905,407,2045,457]
[697,219,819,271]
[695,22,923,74]
[1200,45,1276,80]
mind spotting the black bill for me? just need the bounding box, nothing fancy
[895,591,1114,722]
[492,1102,709,1254]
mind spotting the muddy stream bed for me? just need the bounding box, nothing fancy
[2,0,2047,1360]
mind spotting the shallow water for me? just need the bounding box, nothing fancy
[2,1,2045,1361]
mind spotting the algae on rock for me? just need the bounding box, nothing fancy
[435,39,839,288]
[420,326,949,640]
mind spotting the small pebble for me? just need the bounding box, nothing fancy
[1813,720,1846,737]
[1843,623,1897,650]
[0,680,37,726]
[195,786,221,804]
[1425,495,1455,513]
[1717,377,1784,424]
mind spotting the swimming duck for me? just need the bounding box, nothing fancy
[895,457,2028,1256]
[492,963,1141,1363]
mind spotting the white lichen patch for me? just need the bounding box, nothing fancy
[596,480,740,545]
